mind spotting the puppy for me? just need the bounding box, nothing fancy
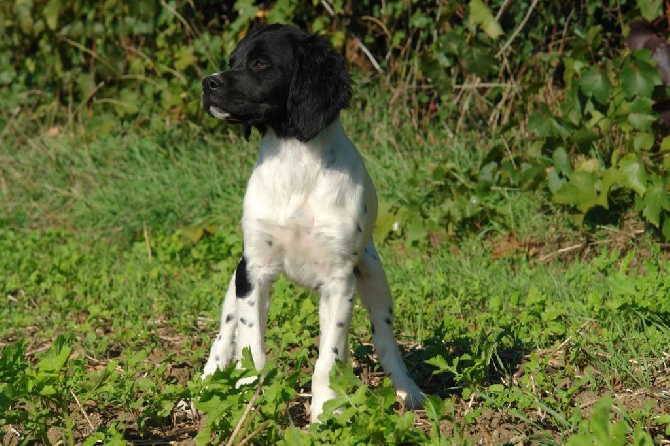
[201,24,424,423]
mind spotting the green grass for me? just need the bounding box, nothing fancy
[1,103,669,444]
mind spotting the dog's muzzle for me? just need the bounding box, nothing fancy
[202,74,232,120]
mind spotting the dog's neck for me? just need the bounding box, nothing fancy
[258,117,348,158]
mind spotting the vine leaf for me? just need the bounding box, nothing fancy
[637,176,670,227]
[620,57,661,99]
[552,171,606,212]
[580,66,612,105]
[617,154,647,196]
[468,0,504,39]
[43,0,62,31]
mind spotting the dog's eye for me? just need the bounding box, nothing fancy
[250,59,269,71]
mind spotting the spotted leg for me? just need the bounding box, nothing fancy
[203,256,272,378]
[310,274,357,423]
[355,241,425,409]
[203,271,238,377]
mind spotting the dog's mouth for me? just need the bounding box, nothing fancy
[209,106,231,120]
[208,105,245,124]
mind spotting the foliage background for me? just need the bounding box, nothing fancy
[1,0,669,241]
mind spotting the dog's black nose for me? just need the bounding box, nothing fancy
[202,75,223,91]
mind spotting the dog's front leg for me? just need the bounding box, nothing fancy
[203,256,272,378]
[203,270,238,377]
[233,256,271,372]
[311,275,356,423]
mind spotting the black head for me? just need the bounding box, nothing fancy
[202,24,352,142]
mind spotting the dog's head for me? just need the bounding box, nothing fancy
[202,24,352,142]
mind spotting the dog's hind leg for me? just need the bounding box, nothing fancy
[203,270,239,377]
[355,241,425,409]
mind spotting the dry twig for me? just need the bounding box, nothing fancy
[226,381,264,446]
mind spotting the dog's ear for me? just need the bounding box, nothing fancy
[286,35,352,142]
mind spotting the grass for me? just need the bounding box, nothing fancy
[1,93,670,444]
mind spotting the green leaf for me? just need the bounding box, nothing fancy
[461,43,496,77]
[0,66,16,84]
[174,46,197,71]
[43,0,62,31]
[600,167,619,199]
[617,154,647,195]
[425,355,450,374]
[423,395,447,424]
[580,66,611,104]
[663,214,670,241]
[528,107,570,139]
[620,60,661,99]
[661,136,670,153]
[637,176,670,227]
[552,147,572,175]
[547,168,564,194]
[571,128,600,150]
[489,383,505,392]
[637,0,663,21]
[468,0,503,39]
[37,334,72,373]
[628,112,657,131]
[552,170,606,212]
[633,132,654,151]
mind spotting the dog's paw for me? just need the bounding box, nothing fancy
[396,382,426,410]
[235,375,259,388]
[175,398,201,420]
[309,388,339,423]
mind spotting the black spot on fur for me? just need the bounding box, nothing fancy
[352,250,358,256]
[384,317,392,325]
[332,347,339,355]
[315,281,324,291]
[356,224,362,233]
[248,300,256,306]
[225,314,235,323]
[215,355,220,362]
[371,323,376,334]
[388,307,393,315]
[353,266,361,276]
[336,321,345,327]
[267,240,273,247]
[235,256,252,298]
[325,148,336,167]
[364,204,368,214]
[240,317,247,325]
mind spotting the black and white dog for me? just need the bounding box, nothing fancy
[201,24,424,422]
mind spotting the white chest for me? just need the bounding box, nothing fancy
[240,121,376,287]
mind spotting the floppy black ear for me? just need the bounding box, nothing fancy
[285,35,352,142]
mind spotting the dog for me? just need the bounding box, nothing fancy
[200,24,424,423]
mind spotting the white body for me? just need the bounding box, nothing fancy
[203,118,424,422]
